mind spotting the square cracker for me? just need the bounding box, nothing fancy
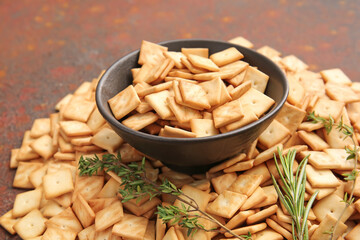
[239,88,275,117]
[63,96,95,122]
[13,188,42,218]
[324,148,355,170]
[253,185,278,208]
[208,153,246,173]
[13,162,43,189]
[30,134,57,160]
[59,121,92,137]
[224,210,255,230]
[167,97,202,123]
[257,45,281,58]
[211,172,238,194]
[258,120,290,149]
[122,112,159,131]
[164,51,186,69]
[30,118,51,138]
[280,55,308,72]
[228,174,263,197]
[179,80,211,110]
[325,82,360,103]
[43,168,74,199]
[95,200,124,231]
[206,190,247,218]
[0,210,18,235]
[72,175,104,201]
[275,102,306,133]
[223,160,254,172]
[161,125,196,138]
[13,209,47,239]
[138,40,167,66]
[320,68,352,85]
[42,226,77,240]
[190,119,219,137]
[45,207,83,234]
[187,53,219,72]
[108,85,141,120]
[230,81,252,100]
[181,48,209,58]
[228,36,254,48]
[306,164,340,188]
[287,76,305,106]
[311,97,345,121]
[112,213,149,240]
[298,130,329,151]
[213,99,244,128]
[199,77,222,106]
[240,187,267,211]
[87,108,106,132]
[225,105,258,132]
[299,150,341,169]
[145,90,174,119]
[310,214,347,240]
[210,47,244,67]
[72,193,95,228]
[173,185,211,212]
[180,57,207,74]
[243,66,269,93]
[91,127,124,153]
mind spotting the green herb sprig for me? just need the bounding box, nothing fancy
[79,154,248,239]
[307,112,359,240]
[271,148,318,240]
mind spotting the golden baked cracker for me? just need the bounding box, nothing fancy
[173,185,210,213]
[206,190,247,218]
[87,197,117,214]
[46,207,83,234]
[43,168,74,199]
[95,200,124,232]
[0,210,18,235]
[239,87,275,117]
[188,179,210,191]
[74,81,92,96]
[168,69,193,79]
[9,148,19,169]
[63,95,95,122]
[123,112,159,131]
[253,185,278,208]
[136,100,153,114]
[52,192,73,208]
[178,80,211,110]
[30,118,51,138]
[299,77,326,99]
[108,85,141,120]
[305,181,335,200]
[310,214,347,240]
[159,59,175,80]
[70,136,92,146]
[257,45,281,58]
[154,58,171,80]
[300,150,341,169]
[247,204,278,225]
[190,119,218,137]
[49,113,60,137]
[223,160,254,173]
[223,210,255,231]
[225,106,258,132]
[298,121,324,132]
[324,148,355,170]
[73,175,104,201]
[298,130,329,151]
[145,90,174,119]
[345,223,360,240]
[228,36,254,48]
[281,55,308,72]
[72,193,95,228]
[42,226,77,240]
[112,213,149,240]
[344,176,360,197]
[29,165,48,188]
[199,77,222,106]
[275,102,306,133]
[13,209,46,239]
[210,47,244,67]
[180,57,208,74]
[208,153,246,173]
[30,134,57,160]
[87,108,106,132]
[219,60,249,79]
[210,172,237,195]
[243,66,269,93]
[13,162,43,189]
[266,218,292,240]
[258,120,290,149]
[123,197,161,217]
[59,120,92,137]
[164,51,186,69]
[58,134,75,153]
[228,174,263,197]
[161,125,196,138]
[311,97,345,121]
[41,200,64,218]
[320,68,352,85]
[240,186,267,211]
[138,40,167,66]
[181,48,209,58]
[73,144,103,153]
[230,81,251,100]
[12,188,42,218]
[255,228,284,240]
[167,97,202,123]
[243,163,271,184]
[225,222,267,237]
[159,171,194,189]
[326,82,360,103]
[97,177,121,198]
[266,157,298,180]
[187,53,219,72]
[55,93,73,111]
[212,99,244,128]
[138,81,173,98]
[227,68,247,87]
[253,143,283,166]
[287,75,306,106]
[306,164,340,188]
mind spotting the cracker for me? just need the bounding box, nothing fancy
[311,97,345,121]
[55,93,73,111]
[42,226,77,240]
[0,210,18,235]
[298,121,324,132]
[253,185,278,208]
[63,95,95,122]
[138,40,167,66]
[300,150,341,169]
[224,210,255,230]
[87,197,117,213]
[253,143,283,166]
[255,228,284,240]
[117,143,143,163]
[122,112,159,131]
[30,118,51,138]
[258,120,290,149]
[29,134,56,160]
[326,82,360,103]
[227,68,247,87]
[45,207,83,234]
[178,80,211,110]
[123,197,161,216]
[228,174,263,197]
[12,188,42,218]
[345,223,360,240]
[266,218,292,240]
[95,200,124,232]
[243,163,271,184]
[9,148,19,169]
[228,36,254,48]
[230,81,251,100]
[13,209,46,239]
[240,186,267,211]
[199,77,222,106]
[29,165,48,188]
[211,172,238,194]
[210,47,244,67]
[112,213,149,240]
[320,68,352,85]
[181,48,209,58]
[310,214,347,240]
[206,190,247,218]
[324,148,355,170]
[167,97,202,123]
[247,204,278,225]
[281,55,308,72]
[239,87,275,117]
[13,162,43,189]
[275,102,306,134]
[72,193,95,228]
[305,181,336,200]
[208,153,246,173]
[257,45,281,58]
[161,125,196,138]
[168,69,193,79]
[108,85,141,120]
[96,177,121,198]
[164,51,186,68]
[298,130,329,151]
[41,200,64,218]
[242,67,269,94]
[213,99,244,127]
[306,164,340,188]
[180,57,207,74]
[43,168,74,199]
[190,119,218,137]
[59,120,92,137]
[52,192,73,208]
[70,136,92,146]
[299,76,326,98]
[87,108,106,132]
[73,175,104,201]
[225,106,258,131]
[173,185,211,212]
[225,222,267,237]
[145,90,174,119]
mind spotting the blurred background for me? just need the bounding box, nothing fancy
[0,0,359,238]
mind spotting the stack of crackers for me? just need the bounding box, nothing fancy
[1,36,360,240]
[108,40,275,138]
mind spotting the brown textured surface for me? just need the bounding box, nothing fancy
[0,0,359,238]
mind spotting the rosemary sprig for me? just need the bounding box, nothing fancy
[79,154,248,239]
[271,148,319,240]
[307,112,359,240]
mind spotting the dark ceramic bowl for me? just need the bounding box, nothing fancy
[96,39,288,173]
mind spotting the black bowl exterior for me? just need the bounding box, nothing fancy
[96,39,288,173]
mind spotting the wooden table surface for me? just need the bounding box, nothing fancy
[1,0,359,238]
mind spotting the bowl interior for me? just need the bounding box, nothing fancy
[96,39,288,173]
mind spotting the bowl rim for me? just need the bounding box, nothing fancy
[96,38,289,143]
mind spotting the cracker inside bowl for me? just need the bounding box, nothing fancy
[96,39,288,173]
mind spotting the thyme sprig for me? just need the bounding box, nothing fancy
[271,148,319,240]
[307,112,359,240]
[78,154,248,239]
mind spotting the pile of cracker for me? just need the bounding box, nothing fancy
[1,36,360,240]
